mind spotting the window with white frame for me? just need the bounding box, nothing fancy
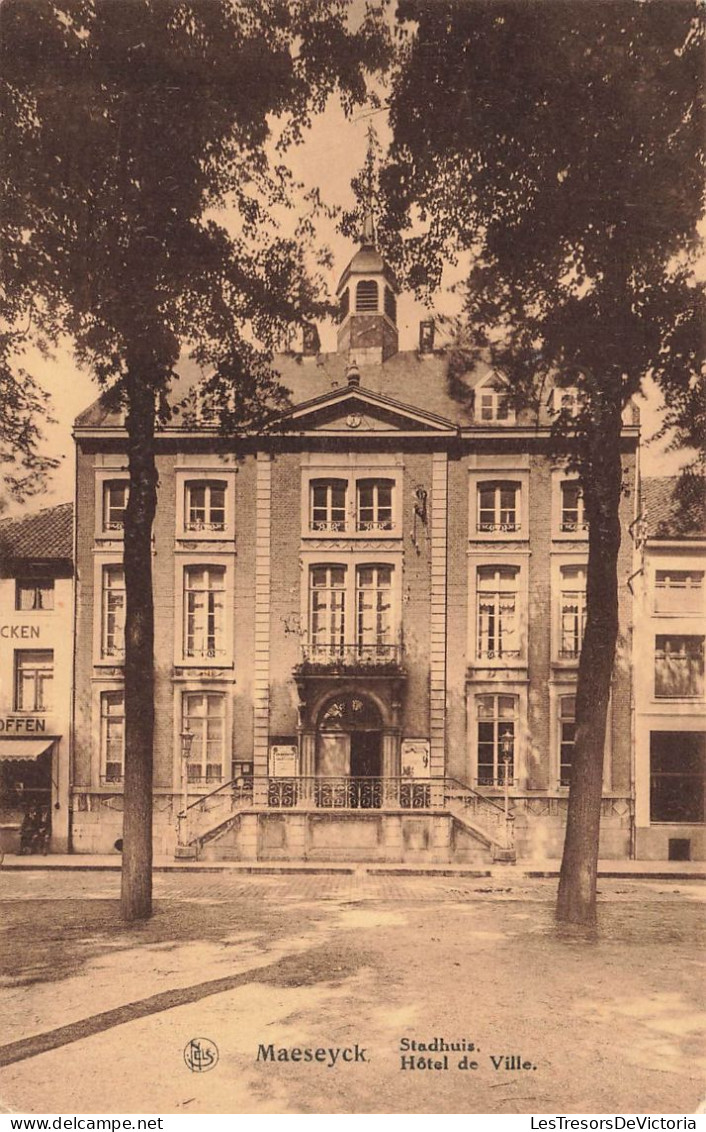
[560,483,587,533]
[476,376,511,422]
[15,650,53,712]
[183,566,226,659]
[559,565,587,659]
[15,579,54,611]
[477,566,520,660]
[356,565,393,651]
[310,480,347,532]
[477,482,520,533]
[101,565,125,659]
[101,691,125,783]
[654,636,705,699]
[182,692,226,783]
[184,481,227,533]
[309,566,346,657]
[476,694,516,786]
[102,481,128,532]
[559,695,576,786]
[357,479,393,531]
[655,570,704,614]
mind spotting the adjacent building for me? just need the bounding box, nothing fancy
[69,235,642,863]
[0,503,73,852]
[633,477,705,861]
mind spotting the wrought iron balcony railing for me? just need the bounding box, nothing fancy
[296,642,405,672]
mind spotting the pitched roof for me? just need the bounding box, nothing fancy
[641,475,706,540]
[73,349,501,431]
[0,502,73,563]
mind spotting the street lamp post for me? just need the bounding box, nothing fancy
[178,727,194,847]
[500,728,514,851]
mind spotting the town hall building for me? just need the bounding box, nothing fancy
[69,233,642,863]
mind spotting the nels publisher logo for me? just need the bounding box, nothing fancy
[184,1037,219,1073]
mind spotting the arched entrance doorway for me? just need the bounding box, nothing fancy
[316,693,382,808]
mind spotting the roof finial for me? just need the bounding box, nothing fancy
[361,123,377,247]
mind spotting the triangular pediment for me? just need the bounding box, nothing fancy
[273,385,456,436]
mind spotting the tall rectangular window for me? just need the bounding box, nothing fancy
[185,481,226,532]
[650,732,705,823]
[559,696,576,786]
[16,580,54,611]
[477,482,519,533]
[102,565,125,659]
[477,694,516,786]
[477,566,520,660]
[356,565,393,651]
[560,483,587,533]
[101,691,125,782]
[560,565,587,659]
[183,693,226,783]
[655,570,704,614]
[184,566,226,658]
[357,480,393,531]
[654,636,705,699]
[103,481,128,532]
[310,480,347,532]
[15,650,53,712]
[309,566,346,656]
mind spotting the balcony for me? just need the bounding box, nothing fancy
[295,642,406,676]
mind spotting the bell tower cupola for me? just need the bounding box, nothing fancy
[336,146,399,364]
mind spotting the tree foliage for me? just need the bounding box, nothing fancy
[379,0,705,922]
[1,0,390,918]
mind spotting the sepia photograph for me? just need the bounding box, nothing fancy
[0,0,704,1119]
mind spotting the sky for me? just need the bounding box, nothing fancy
[7,74,694,517]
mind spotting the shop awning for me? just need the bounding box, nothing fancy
[0,739,53,762]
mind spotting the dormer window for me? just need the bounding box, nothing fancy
[356,280,379,312]
[477,482,520,533]
[311,480,347,532]
[103,481,128,532]
[475,374,514,423]
[185,481,226,533]
[551,386,582,416]
[357,479,393,532]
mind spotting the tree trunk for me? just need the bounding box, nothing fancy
[120,374,158,921]
[556,405,624,925]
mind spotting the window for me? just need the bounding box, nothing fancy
[654,636,704,699]
[184,566,226,659]
[185,481,226,533]
[103,481,128,532]
[655,570,704,614]
[477,694,516,786]
[356,280,378,312]
[101,566,125,659]
[356,565,392,650]
[101,691,124,783]
[477,566,520,660]
[560,566,587,660]
[309,566,346,657]
[357,480,393,531]
[477,376,511,422]
[183,693,226,783]
[15,650,53,712]
[477,482,520,533]
[384,286,397,322]
[559,696,576,786]
[551,387,582,416]
[560,483,587,533]
[15,580,54,611]
[650,732,705,823]
[310,480,347,532]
